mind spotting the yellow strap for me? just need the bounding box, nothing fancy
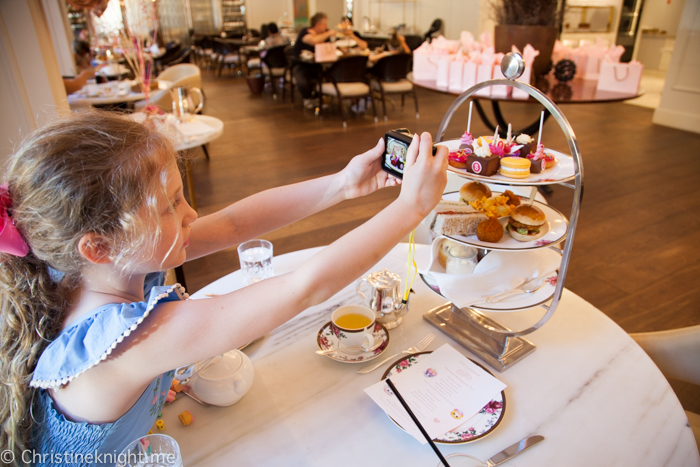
[403,230,418,302]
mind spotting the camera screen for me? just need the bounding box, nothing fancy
[384,136,409,175]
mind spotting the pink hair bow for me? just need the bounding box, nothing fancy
[0,184,29,257]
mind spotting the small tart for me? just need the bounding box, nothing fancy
[448,149,470,169]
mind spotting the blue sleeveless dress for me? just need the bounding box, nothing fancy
[30,279,188,467]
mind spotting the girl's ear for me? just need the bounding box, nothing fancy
[78,233,113,264]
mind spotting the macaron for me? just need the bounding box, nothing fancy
[499,157,531,179]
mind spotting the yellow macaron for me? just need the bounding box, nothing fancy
[499,157,531,179]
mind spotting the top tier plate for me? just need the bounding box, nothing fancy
[436,140,575,186]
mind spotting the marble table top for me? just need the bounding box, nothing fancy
[157,244,699,466]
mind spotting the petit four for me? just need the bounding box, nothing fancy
[499,157,531,179]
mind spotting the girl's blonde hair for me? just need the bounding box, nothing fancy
[0,111,176,462]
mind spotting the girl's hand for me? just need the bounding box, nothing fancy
[340,138,401,200]
[397,132,448,217]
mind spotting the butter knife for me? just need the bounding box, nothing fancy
[485,435,544,466]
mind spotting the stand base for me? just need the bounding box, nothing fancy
[423,303,536,372]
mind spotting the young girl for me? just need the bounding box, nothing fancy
[0,111,446,465]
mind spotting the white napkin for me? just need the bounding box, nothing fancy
[417,236,561,308]
[176,120,215,137]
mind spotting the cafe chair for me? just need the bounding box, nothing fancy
[318,55,377,127]
[283,45,297,104]
[212,38,242,76]
[631,325,700,450]
[154,41,181,73]
[261,45,289,100]
[369,53,418,121]
[403,34,425,52]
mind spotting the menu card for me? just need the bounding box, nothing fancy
[364,344,506,444]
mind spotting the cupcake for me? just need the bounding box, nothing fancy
[459,131,474,149]
[527,145,546,173]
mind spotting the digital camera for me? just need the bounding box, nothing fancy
[381,129,437,179]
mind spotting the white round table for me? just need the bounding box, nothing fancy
[66,79,173,108]
[158,244,699,467]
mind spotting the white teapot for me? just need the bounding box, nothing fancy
[188,350,254,406]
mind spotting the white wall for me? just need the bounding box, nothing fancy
[0,0,69,169]
[638,0,687,36]
[248,0,293,31]
[352,0,481,39]
[652,0,700,134]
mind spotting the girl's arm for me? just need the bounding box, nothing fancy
[128,133,447,381]
[184,138,399,260]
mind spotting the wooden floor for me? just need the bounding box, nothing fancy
[183,71,700,409]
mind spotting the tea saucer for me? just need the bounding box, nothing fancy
[382,352,506,444]
[316,321,390,363]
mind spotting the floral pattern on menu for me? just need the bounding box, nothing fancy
[382,352,506,444]
[316,321,390,363]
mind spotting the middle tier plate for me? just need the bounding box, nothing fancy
[440,191,568,251]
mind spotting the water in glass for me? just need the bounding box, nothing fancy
[238,240,273,285]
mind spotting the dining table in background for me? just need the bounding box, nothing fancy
[157,244,699,467]
[66,79,174,110]
[409,73,644,137]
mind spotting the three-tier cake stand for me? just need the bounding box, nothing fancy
[422,53,584,372]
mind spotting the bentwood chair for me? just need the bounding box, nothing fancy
[283,45,297,104]
[261,45,289,100]
[212,38,241,76]
[631,325,700,450]
[153,41,181,73]
[369,53,418,121]
[319,55,377,127]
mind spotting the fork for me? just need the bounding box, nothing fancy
[356,333,435,374]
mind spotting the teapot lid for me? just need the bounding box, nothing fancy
[367,268,401,288]
[198,351,243,379]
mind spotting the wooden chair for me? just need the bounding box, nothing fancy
[261,45,289,100]
[631,325,700,450]
[369,53,418,121]
[212,39,241,76]
[318,55,377,127]
[283,45,297,104]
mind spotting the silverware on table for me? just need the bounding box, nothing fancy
[484,435,544,466]
[181,387,211,407]
[178,356,217,385]
[479,269,558,304]
[316,340,384,355]
[436,435,544,467]
[356,333,435,374]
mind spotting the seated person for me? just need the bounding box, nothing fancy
[63,68,96,95]
[263,22,289,48]
[368,30,411,65]
[292,12,337,108]
[338,16,368,50]
[64,32,97,95]
[387,30,411,54]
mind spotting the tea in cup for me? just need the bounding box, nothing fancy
[330,305,377,350]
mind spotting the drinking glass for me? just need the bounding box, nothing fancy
[237,239,273,286]
[116,434,182,467]
[446,244,478,275]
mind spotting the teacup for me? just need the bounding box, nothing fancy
[330,305,376,350]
